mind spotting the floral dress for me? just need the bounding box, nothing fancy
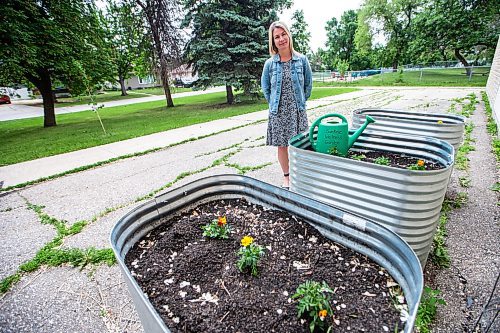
[266,60,308,146]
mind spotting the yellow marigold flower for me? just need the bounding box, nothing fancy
[241,236,254,247]
[217,216,227,226]
[319,309,327,320]
[417,159,425,167]
[437,120,443,124]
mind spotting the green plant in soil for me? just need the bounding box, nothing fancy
[328,147,339,156]
[415,286,446,333]
[374,156,390,165]
[293,280,334,333]
[236,236,264,276]
[350,153,366,161]
[408,159,426,170]
[201,216,231,239]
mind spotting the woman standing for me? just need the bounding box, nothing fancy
[261,21,312,189]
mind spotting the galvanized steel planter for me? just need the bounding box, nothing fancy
[110,175,422,333]
[352,108,465,151]
[289,130,454,266]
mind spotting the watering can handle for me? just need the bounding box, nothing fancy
[309,113,348,148]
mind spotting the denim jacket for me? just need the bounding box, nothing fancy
[261,53,312,115]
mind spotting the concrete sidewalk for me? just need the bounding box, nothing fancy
[0,87,497,333]
[0,89,374,188]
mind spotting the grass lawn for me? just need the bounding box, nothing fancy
[314,68,488,87]
[31,87,195,108]
[0,87,357,166]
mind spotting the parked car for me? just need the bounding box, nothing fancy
[0,94,11,104]
[173,78,196,88]
[53,87,72,98]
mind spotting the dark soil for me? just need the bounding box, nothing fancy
[126,198,406,332]
[347,151,444,170]
[307,147,445,170]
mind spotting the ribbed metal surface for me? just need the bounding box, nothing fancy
[289,130,454,266]
[110,175,422,333]
[352,108,465,151]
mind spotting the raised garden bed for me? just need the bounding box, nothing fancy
[110,175,422,332]
[289,129,454,265]
[352,108,465,151]
[126,198,404,332]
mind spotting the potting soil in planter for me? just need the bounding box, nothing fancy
[125,198,407,332]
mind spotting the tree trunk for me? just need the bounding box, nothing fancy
[160,58,174,107]
[118,76,128,96]
[26,70,57,127]
[226,85,234,105]
[455,49,471,76]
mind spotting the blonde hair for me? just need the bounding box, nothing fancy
[268,21,295,56]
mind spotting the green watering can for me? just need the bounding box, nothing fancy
[309,113,375,156]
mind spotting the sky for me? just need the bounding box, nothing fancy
[280,0,365,52]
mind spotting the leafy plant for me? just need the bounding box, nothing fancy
[374,156,390,165]
[458,176,471,188]
[201,216,231,239]
[236,236,264,276]
[350,153,366,161]
[293,280,334,332]
[328,147,339,156]
[408,159,426,170]
[416,286,446,333]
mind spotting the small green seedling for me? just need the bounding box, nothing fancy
[374,156,390,166]
[293,280,334,332]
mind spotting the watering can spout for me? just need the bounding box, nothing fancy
[348,115,375,149]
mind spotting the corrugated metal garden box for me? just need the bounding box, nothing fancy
[352,108,465,151]
[289,130,454,266]
[110,175,422,333]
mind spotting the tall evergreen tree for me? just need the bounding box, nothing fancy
[290,9,311,55]
[182,0,291,104]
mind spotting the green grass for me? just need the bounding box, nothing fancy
[313,68,488,87]
[0,88,357,166]
[51,87,193,107]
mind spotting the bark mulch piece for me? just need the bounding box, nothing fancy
[126,198,407,332]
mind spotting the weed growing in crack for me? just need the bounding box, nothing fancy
[458,176,471,188]
[431,192,468,268]
[415,286,446,333]
[293,280,334,333]
[0,273,21,294]
[456,123,475,171]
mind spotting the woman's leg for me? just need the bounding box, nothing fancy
[277,146,289,187]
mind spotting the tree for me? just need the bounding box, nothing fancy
[410,0,499,74]
[325,9,370,70]
[105,0,148,96]
[356,0,422,70]
[0,0,112,127]
[135,0,184,107]
[290,9,311,55]
[182,0,291,104]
